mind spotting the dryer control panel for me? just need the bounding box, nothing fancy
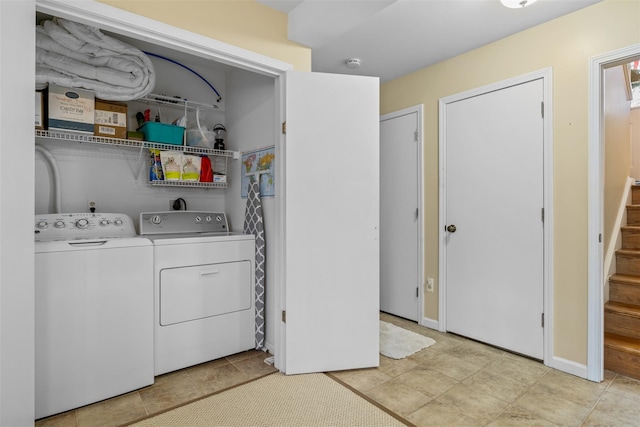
[139,211,228,235]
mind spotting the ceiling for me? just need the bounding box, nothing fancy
[258,0,602,82]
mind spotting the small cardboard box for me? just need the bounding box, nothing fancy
[48,85,95,134]
[95,99,127,139]
[35,90,46,130]
[213,174,227,183]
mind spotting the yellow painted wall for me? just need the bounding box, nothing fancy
[603,65,632,264]
[97,0,311,72]
[381,0,640,365]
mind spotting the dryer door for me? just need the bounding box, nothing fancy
[160,261,252,325]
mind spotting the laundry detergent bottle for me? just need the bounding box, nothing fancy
[200,155,213,182]
[149,149,164,181]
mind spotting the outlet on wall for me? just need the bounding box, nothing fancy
[87,199,98,213]
[426,277,434,292]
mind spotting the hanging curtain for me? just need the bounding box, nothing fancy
[244,177,266,349]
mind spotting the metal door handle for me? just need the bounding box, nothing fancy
[200,270,220,277]
[446,224,457,233]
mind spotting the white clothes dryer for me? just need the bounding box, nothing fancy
[139,211,255,375]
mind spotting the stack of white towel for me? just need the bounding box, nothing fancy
[36,17,155,101]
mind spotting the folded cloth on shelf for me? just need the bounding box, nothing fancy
[36,17,155,101]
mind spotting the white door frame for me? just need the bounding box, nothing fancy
[439,68,554,368]
[380,105,425,324]
[587,44,640,382]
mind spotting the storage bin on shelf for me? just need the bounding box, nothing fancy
[138,122,185,145]
[186,129,215,148]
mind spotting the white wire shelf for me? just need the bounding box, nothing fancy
[136,93,222,111]
[147,180,227,189]
[35,129,237,158]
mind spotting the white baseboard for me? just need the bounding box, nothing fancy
[264,342,275,354]
[548,355,589,380]
[420,316,439,331]
[420,317,594,381]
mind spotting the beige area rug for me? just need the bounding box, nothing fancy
[380,320,436,359]
[127,372,409,427]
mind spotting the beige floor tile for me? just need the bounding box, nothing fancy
[329,367,392,392]
[444,340,504,367]
[137,369,203,415]
[420,352,483,381]
[605,374,640,400]
[435,383,511,425]
[378,354,419,377]
[530,369,609,407]
[414,332,466,354]
[393,367,459,398]
[485,405,560,427]
[582,388,640,427]
[365,380,432,417]
[461,368,530,403]
[230,352,278,379]
[187,362,251,395]
[407,346,439,366]
[407,399,482,427]
[482,353,549,386]
[35,410,77,427]
[76,392,146,427]
[224,349,264,363]
[514,385,591,427]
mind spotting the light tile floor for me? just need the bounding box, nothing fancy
[36,313,640,427]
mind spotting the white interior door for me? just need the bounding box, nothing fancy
[444,78,544,360]
[282,70,380,374]
[380,110,420,321]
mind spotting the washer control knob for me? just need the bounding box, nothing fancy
[195,216,202,223]
[151,215,162,225]
[36,221,48,229]
[114,219,123,226]
[99,219,110,227]
[205,215,212,223]
[216,215,222,223]
[54,220,65,229]
[75,218,89,229]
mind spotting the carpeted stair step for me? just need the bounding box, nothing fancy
[622,226,640,249]
[626,205,640,226]
[615,249,640,276]
[609,274,640,305]
[604,332,640,380]
[604,301,640,339]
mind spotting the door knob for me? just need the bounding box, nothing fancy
[446,224,457,233]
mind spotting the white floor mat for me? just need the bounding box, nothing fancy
[380,320,435,359]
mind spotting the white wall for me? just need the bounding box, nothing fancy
[632,108,640,181]
[0,0,36,424]
[225,69,278,352]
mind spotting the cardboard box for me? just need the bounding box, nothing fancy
[35,90,46,130]
[213,175,227,183]
[94,99,128,139]
[48,85,95,134]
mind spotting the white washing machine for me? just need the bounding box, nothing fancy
[139,211,255,375]
[34,213,154,419]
